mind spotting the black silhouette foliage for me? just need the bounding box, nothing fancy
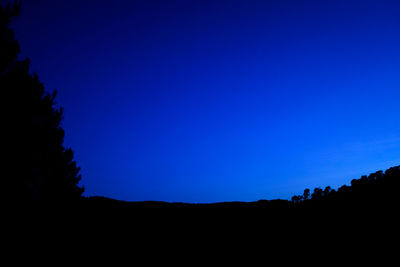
[1,1,84,202]
[292,166,400,208]
[0,1,20,73]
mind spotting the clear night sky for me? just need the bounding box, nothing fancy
[11,0,400,203]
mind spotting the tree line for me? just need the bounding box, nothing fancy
[291,166,400,208]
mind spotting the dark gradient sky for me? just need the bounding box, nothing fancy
[11,0,400,203]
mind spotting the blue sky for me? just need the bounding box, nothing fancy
[11,0,400,202]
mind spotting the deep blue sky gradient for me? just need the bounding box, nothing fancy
[11,0,400,202]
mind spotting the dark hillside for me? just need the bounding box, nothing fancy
[81,165,400,209]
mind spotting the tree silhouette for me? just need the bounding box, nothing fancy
[1,1,84,203]
[291,166,400,208]
[302,189,310,201]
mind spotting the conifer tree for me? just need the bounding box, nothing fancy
[1,1,84,202]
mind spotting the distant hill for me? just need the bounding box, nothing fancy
[81,165,400,209]
[82,196,291,208]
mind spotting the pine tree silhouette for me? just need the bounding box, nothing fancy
[1,1,84,203]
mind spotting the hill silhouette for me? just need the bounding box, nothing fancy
[80,165,400,209]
